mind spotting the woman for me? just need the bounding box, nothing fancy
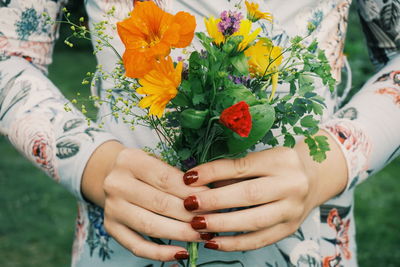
[0,0,399,266]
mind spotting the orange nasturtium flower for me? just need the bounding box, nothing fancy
[245,39,283,100]
[136,57,183,118]
[117,1,196,78]
[245,1,273,23]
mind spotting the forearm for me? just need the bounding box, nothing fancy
[0,57,117,200]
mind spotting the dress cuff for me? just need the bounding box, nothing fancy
[57,130,118,201]
[320,118,372,192]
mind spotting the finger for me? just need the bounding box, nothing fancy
[104,169,194,222]
[104,219,190,261]
[117,149,207,197]
[203,222,297,252]
[107,198,202,242]
[184,148,295,186]
[190,200,297,232]
[184,176,288,212]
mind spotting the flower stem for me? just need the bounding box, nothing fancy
[187,242,199,267]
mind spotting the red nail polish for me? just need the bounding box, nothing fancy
[200,232,215,241]
[183,170,199,185]
[174,251,189,260]
[184,195,199,211]
[191,215,207,230]
[204,240,219,250]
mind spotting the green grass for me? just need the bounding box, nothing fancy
[0,5,399,267]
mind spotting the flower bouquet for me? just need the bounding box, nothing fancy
[57,1,335,266]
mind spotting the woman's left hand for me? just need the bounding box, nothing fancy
[182,131,348,251]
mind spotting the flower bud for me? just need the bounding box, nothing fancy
[180,109,209,129]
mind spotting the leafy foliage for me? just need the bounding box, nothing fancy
[57,3,335,166]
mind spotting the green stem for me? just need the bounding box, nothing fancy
[187,242,199,267]
[200,116,219,164]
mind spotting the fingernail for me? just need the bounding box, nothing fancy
[204,240,219,250]
[183,170,198,185]
[174,250,189,260]
[191,215,207,230]
[200,232,215,241]
[184,195,199,211]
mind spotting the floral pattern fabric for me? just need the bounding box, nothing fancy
[0,0,399,267]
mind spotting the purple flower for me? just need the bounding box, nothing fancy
[182,157,197,170]
[228,75,251,86]
[200,49,208,58]
[218,10,243,36]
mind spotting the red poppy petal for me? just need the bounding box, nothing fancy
[220,101,252,137]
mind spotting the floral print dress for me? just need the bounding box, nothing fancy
[0,0,399,266]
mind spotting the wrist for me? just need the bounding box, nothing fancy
[294,130,348,207]
[81,140,125,207]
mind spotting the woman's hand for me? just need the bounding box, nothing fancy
[182,131,348,252]
[82,141,208,262]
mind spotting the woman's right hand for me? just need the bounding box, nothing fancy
[82,141,208,262]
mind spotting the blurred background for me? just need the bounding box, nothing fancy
[0,1,399,266]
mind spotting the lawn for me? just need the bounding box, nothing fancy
[0,3,399,267]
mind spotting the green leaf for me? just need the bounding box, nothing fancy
[293,98,307,116]
[171,91,189,107]
[291,36,303,44]
[312,101,324,115]
[304,92,317,98]
[298,74,314,95]
[177,148,191,160]
[300,115,318,128]
[261,130,279,147]
[304,135,330,162]
[223,35,243,53]
[315,135,330,151]
[276,103,286,113]
[192,93,206,105]
[214,84,258,111]
[180,80,191,96]
[195,32,214,57]
[226,103,275,154]
[189,51,202,72]
[230,53,249,75]
[311,95,327,106]
[188,77,204,96]
[287,113,300,126]
[307,39,318,52]
[180,109,209,129]
[293,126,304,135]
[289,80,297,95]
[283,134,296,148]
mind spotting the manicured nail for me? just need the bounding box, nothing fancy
[184,195,199,211]
[200,232,215,241]
[174,250,189,260]
[183,170,198,185]
[204,240,219,250]
[191,216,207,230]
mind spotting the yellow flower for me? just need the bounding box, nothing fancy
[137,57,183,117]
[245,1,273,23]
[245,40,283,100]
[204,17,260,51]
[204,16,225,45]
[232,19,261,51]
